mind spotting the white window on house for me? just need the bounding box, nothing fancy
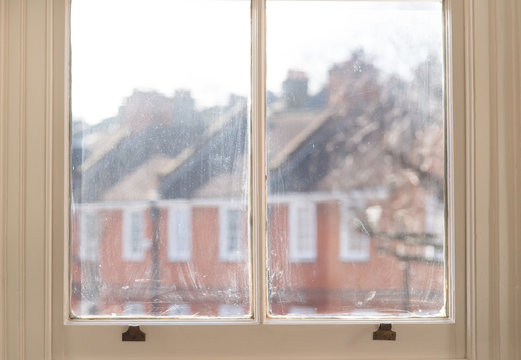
[122,208,145,261]
[339,204,370,262]
[79,209,100,261]
[424,194,445,237]
[289,201,317,262]
[167,205,192,262]
[424,194,445,262]
[123,302,144,316]
[167,303,191,316]
[219,205,244,262]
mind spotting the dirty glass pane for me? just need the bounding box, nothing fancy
[70,0,251,318]
[267,0,446,318]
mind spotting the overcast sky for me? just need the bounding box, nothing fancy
[71,0,442,125]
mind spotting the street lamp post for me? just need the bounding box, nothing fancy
[150,201,161,316]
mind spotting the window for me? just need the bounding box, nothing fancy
[69,0,252,319]
[122,208,145,262]
[339,203,370,262]
[6,0,520,356]
[69,0,450,321]
[288,201,317,262]
[265,0,448,319]
[167,205,191,262]
[42,0,469,357]
[79,208,101,261]
[219,205,245,262]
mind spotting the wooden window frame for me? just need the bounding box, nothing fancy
[1,0,520,358]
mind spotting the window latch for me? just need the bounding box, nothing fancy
[122,326,146,342]
[373,323,396,341]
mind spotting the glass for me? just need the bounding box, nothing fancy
[266,0,446,318]
[70,0,251,318]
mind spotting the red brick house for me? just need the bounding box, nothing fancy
[71,51,445,318]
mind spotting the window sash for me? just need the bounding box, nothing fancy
[65,0,459,325]
[49,0,468,358]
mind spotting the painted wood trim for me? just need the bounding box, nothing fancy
[464,0,477,356]
[0,0,8,358]
[44,0,54,358]
[251,0,267,324]
[495,0,521,358]
[465,0,521,359]
[5,0,29,359]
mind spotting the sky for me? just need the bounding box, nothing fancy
[71,0,442,125]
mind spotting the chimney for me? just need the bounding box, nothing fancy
[282,70,309,109]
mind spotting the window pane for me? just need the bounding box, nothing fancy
[70,0,251,318]
[267,0,446,318]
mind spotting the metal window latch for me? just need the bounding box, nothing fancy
[122,326,146,342]
[373,323,396,341]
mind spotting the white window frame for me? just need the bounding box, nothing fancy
[219,205,245,262]
[2,0,520,358]
[79,208,100,261]
[288,201,317,262]
[122,207,146,262]
[167,205,192,262]
[339,203,370,262]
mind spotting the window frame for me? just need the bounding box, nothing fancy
[56,0,466,357]
[7,0,518,357]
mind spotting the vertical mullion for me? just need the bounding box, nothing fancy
[251,0,267,323]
